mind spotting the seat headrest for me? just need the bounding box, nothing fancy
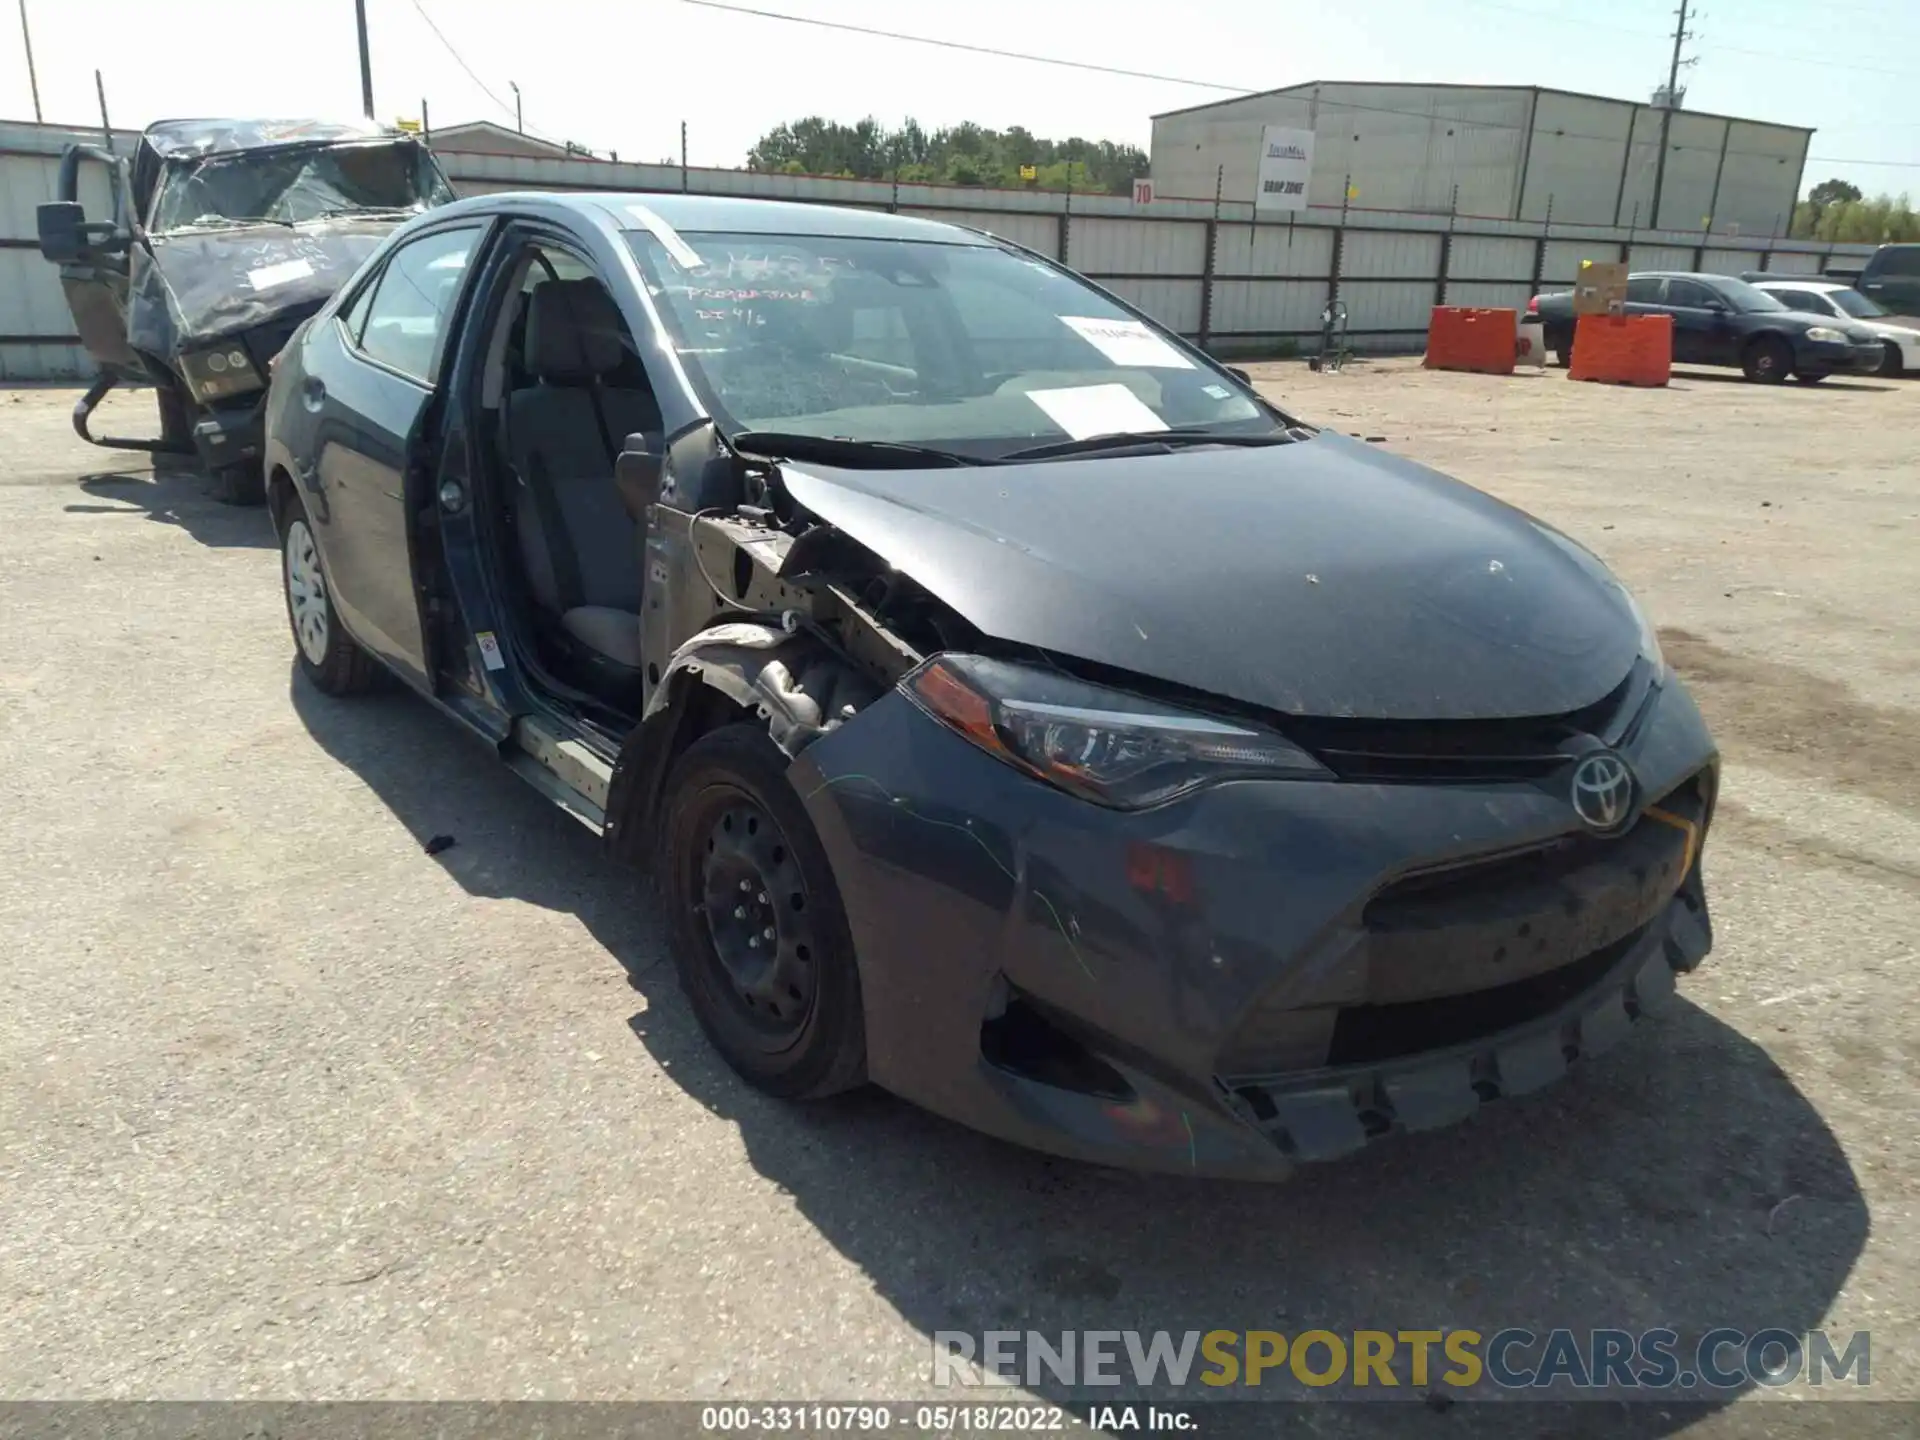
[524,279,627,384]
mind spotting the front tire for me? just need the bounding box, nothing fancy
[212,462,266,506]
[659,724,867,1100]
[279,496,377,695]
[1743,336,1792,383]
[1879,342,1905,378]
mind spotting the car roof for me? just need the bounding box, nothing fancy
[423,191,996,246]
[1753,277,1844,290]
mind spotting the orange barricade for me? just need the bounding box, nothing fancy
[1569,313,1673,387]
[1424,306,1518,375]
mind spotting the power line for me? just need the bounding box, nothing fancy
[405,0,515,117]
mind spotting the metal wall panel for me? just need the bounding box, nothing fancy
[1519,92,1637,225]
[1342,229,1442,279]
[1762,252,1823,276]
[1699,249,1763,276]
[1443,281,1532,311]
[1213,222,1334,277]
[1447,234,1534,281]
[1211,278,1329,334]
[1542,239,1624,284]
[1338,281,1437,333]
[1711,122,1806,238]
[1629,244,1696,270]
[1067,215,1207,275]
[1098,277,1204,334]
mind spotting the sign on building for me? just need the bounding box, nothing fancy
[1132,177,1154,206]
[1254,125,1314,213]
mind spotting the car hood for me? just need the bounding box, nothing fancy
[776,431,1644,721]
[129,216,402,359]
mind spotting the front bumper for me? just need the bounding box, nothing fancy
[189,395,267,473]
[1796,338,1885,375]
[792,678,1719,1180]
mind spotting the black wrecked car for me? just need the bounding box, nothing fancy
[264,192,1718,1178]
[1530,271,1883,383]
[37,118,452,503]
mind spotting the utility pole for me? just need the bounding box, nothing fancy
[509,81,522,133]
[354,0,374,119]
[1650,0,1694,232]
[16,0,40,122]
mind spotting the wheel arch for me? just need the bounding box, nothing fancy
[604,622,881,870]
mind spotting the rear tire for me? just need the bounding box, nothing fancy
[1793,371,1828,385]
[1549,327,1573,368]
[1743,336,1792,383]
[658,723,867,1100]
[1879,342,1905,378]
[278,494,377,696]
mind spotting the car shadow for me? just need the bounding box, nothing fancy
[290,672,1869,1429]
[1669,369,1895,393]
[65,461,275,550]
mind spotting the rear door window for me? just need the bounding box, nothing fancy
[354,225,484,384]
[1768,289,1831,315]
[1873,246,1920,277]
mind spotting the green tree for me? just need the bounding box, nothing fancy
[1807,178,1862,207]
[743,116,1148,195]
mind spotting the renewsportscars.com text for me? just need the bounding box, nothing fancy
[932,1328,1871,1392]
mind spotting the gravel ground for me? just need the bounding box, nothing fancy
[1,365,1916,1431]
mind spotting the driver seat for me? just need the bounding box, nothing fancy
[502,279,660,700]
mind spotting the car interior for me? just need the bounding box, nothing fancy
[479,244,663,714]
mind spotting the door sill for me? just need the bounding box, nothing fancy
[509,714,613,834]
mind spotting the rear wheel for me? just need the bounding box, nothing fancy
[1743,335,1792,383]
[280,496,377,695]
[1879,342,1905,378]
[1549,327,1574,368]
[659,724,866,1099]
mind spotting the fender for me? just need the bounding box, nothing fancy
[603,621,879,867]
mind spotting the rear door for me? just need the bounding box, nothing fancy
[303,221,488,688]
[1766,287,1838,321]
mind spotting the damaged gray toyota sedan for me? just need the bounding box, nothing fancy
[263,192,1716,1178]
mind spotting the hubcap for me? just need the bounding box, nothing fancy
[285,518,330,666]
[696,795,817,1040]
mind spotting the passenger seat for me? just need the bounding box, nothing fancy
[502,279,661,696]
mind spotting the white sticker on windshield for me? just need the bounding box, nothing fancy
[247,258,315,292]
[1025,384,1169,440]
[1060,315,1195,369]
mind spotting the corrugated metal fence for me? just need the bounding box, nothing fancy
[0,119,1882,381]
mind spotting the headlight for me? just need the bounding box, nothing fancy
[902,654,1329,809]
[180,343,264,404]
[1804,326,1846,344]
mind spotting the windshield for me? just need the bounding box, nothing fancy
[625,227,1277,458]
[1830,288,1888,319]
[1715,277,1789,314]
[152,141,453,232]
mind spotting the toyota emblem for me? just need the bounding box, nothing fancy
[1570,750,1635,832]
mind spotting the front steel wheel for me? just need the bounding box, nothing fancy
[660,724,866,1099]
[280,501,376,696]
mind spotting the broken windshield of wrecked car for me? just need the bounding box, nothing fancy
[625,228,1284,462]
[151,142,452,232]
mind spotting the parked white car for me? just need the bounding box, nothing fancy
[1751,279,1920,376]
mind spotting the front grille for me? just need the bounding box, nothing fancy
[1288,664,1651,783]
[1324,924,1644,1068]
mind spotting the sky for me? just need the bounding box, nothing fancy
[4,0,1916,199]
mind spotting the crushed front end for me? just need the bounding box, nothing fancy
[789,668,1717,1179]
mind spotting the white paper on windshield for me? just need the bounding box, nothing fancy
[1025,384,1169,440]
[1060,315,1195,369]
[247,258,315,291]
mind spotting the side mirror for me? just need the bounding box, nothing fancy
[36,201,88,263]
[614,432,665,523]
[1225,365,1252,384]
[36,200,125,263]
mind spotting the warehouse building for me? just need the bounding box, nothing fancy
[1150,82,1812,237]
